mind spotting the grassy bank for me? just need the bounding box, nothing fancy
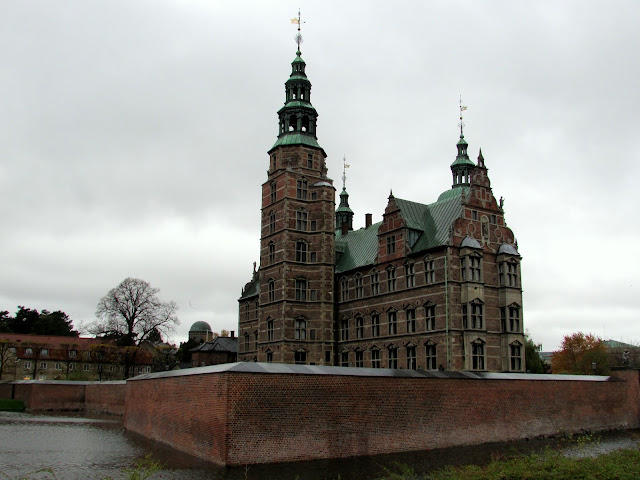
[379,445,640,480]
[0,399,25,411]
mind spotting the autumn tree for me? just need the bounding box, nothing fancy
[0,339,17,380]
[90,277,179,378]
[551,332,609,375]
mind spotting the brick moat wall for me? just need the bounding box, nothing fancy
[12,381,88,411]
[124,366,640,466]
[85,381,126,415]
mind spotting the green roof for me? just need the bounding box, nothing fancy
[278,101,316,112]
[451,156,475,167]
[271,133,321,150]
[335,190,465,274]
[286,75,311,84]
[239,275,259,301]
[335,222,381,273]
[437,186,469,202]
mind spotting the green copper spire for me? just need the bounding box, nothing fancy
[335,156,353,231]
[271,13,322,152]
[450,98,474,188]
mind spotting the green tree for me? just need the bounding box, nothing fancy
[551,332,609,375]
[0,306,78,336]
[524,332,548,373]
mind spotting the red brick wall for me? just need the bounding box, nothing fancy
[124,373,230,465]
[124,368,640,466]
[12,381,87,411]
[0,383,12,399]
[85,381,126,415]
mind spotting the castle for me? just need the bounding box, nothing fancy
[238,39,525,372]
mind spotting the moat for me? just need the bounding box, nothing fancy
[1,411,639,480]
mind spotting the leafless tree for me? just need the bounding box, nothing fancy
[91,277,179,377]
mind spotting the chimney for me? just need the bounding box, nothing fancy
[365,213,372,228]
[341,221,349,236]
[230,330,235,338]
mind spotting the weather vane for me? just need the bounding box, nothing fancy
[291,9,305,51]
[459,95,468,137]
[342,156,350,190]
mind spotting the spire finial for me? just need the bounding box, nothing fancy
[342,155,350,190]
[291,9,304,53]
[459,95,467,138]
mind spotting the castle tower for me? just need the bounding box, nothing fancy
[255,35,336,365]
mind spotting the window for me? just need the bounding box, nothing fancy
[388,310,397,335]
[425,344,437,370]
[296,240,307,262]
[471,302,483,329]
[491,214,497,225]
[307,153,313,168]
[371,349,381,368]
[354,274,363,298]
[24,361,32,370]
[268,279,275,302]
[310,220,317,231]
[69,350,77,358]
[295,277,307,301]
[295,318,307,340]
[461,256,480,282]
[325,351,331,364]
[340,318,349,341]
[310,252,316,263]
[294,351,307,364]
[25,348,33,356]
[386,235,396,255]
[462,305,468,329]
[472,210,478,220]
[340,351,349,367]
[407,346,417,370]
[356,316,364,339]
[509,305,520,332]
[405,263,415,288]
[269,242,276,264]
[68,363,75,371]
[296,209,308,231]
[387,266,396,292]
[355,350,364,368]
[267,319,274,341]
[371,313,380,337]
[370,270,380,295]
[309,329,316,340]
[511,343,522,370]
[340,277,349,302]
[425,303,436,331]
[270,181,277,203]
[388,348,398,369]
[41,349,49,357]
[269,211,276,234]
[472,342,485,370]
[266,351,273,362]
[109,365,115,372]
[83,363,91,372]
[244,334,250,351]
[255,331,258,347]
[296,179,308,200]
[501,307,506,332]
[425,259,435,283]
[40,362,47,370]
[507,262,518,287]
[244,303,250,321]
[84,351,91,360]
[406,309,416,333]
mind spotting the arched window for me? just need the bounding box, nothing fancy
[510,341,522,370]
[268,241,276,264]
[268,278,275,302]
[472,339,485,370]
[354,273,363,298]
[269,211,276,234]
[340,277,349,302]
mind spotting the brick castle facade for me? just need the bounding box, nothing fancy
[238,42,525,372]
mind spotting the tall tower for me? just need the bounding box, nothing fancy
[256,24,336,365]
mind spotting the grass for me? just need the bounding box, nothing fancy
[0,399,25,411]
[377,445,640,480]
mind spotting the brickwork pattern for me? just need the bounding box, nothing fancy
[123,368,640,466]
[85,381,126,415]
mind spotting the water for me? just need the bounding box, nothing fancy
[1,411,639,480]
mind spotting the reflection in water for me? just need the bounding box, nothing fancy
[1,411,639,480]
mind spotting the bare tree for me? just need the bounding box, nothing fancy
[91,277,179,377]
[0,339,17,380]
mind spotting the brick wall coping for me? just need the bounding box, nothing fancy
[128,362,613,382]
[9,380,126,386]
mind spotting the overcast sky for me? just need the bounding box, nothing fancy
[1,1,638,352]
